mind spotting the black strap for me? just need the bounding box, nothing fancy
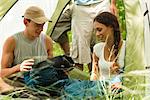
[144,2,150,29]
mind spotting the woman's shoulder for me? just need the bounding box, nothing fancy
[121,40,126,50]
[94,42,105,49]
[93,42,105,56]
[122,40,126,45]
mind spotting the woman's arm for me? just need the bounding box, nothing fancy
[90,52,100,80]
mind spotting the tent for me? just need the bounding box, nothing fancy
[140,0,150,97]
[124,0,150,99]
[0,0,150,99]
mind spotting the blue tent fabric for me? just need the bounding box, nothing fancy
[62,79,122,99]
[23,55,122,98]
[24,55,73,87]
[62,80,107,99]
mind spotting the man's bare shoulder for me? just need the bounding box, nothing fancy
[45,35,53,58]
[3,36,16,50]
[45,35,53,42]
[6,36,15,42]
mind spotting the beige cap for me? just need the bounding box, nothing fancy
[23,6,49,24]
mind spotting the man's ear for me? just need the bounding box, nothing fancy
[23,18,28,26]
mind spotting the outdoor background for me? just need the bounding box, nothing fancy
[1,0,138,99]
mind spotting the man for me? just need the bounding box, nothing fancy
[0,6,53,85]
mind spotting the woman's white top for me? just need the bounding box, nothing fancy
[92,41,125,81]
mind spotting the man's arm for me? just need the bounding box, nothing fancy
[0,36,20,77]
[111,0,116,4]
[45,36,53,58]
[110,0,118,16]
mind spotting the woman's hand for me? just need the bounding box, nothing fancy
[111,82,122,90]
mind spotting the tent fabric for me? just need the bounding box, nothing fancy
[0,0,17,21]
[139,0,150,97]
[141,0,150,67]
[24,55,74,87]
[123,0,149,99]
[63,79,106,99]
[123,0,150,99]
[23,55,110,98]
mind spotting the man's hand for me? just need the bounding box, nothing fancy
[110,0,118,16]
[20,59,34,72]
[110,4,118,16]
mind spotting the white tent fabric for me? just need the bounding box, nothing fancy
[124,0,150,98]
[0,0,58,62]
[0,0,17,20]
[142,0,150,67]
[139,0,150,97]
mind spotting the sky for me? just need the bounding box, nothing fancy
[0,0,58,61]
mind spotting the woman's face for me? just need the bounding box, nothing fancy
[94,21,113,42]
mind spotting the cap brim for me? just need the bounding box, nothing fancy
[22,16,52,23]
[31,17,50,24]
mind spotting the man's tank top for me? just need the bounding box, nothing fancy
[13,32,48,66]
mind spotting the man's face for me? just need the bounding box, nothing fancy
[26,19,45,37]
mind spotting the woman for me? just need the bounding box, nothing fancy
[90,12,126,89]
